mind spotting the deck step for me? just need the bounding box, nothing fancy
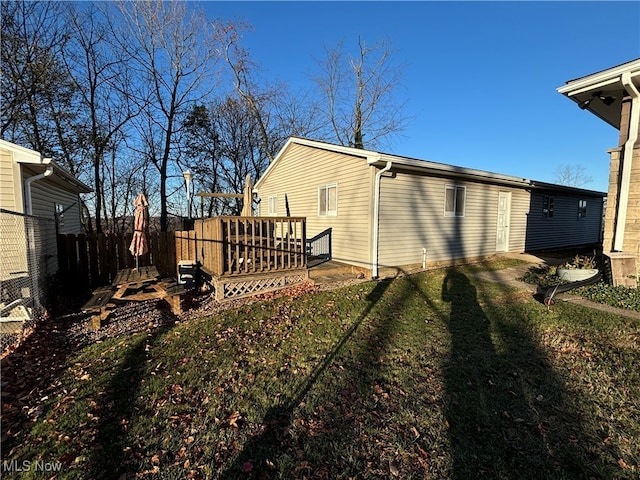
[308,261,358,280]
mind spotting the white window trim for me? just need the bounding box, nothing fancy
[578,199,587,219]
[444,184,466,218]
[267,194,277,216]
[318,183,338,216]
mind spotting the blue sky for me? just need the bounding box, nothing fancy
[200,1,640,192]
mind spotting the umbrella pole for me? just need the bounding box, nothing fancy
[136,255,140,274]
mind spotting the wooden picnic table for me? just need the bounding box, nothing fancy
[112,265,165,301]
[82,265,186,331]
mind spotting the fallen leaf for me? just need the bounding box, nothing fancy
[618,458,630,469]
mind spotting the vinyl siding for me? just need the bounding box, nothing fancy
[506,190,532,252]
[30,180,83,234]
[378,172,525,266]
[377,171,603,268]
[256,143,374,268]
[0,148,21,212]
[524,192,603,251]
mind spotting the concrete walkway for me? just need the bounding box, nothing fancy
[472,253,640,321]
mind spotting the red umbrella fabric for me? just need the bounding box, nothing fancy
[129,194,149,269]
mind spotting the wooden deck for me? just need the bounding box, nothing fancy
[176,217,307,276]
[175,216,309,300]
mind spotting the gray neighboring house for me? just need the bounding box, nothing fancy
[254,137,606,278]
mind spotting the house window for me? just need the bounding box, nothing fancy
[319,183,337,216]
[543,195,554,218]
[268,195,277,216]
[578,199,587,219]
[445,185,465,217]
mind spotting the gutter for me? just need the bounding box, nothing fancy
[614,72,640,251]
[23,159,53,215]
[371,160,393,278]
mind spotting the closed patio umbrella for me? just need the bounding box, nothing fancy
[241,173,253,217]
[129,193,149,273]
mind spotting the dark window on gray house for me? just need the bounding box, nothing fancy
[543,195,554,218]
[578,199,587,219]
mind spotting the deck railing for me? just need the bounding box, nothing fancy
[175,216,306,277]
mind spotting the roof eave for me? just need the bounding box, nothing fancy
[557,59,640,129]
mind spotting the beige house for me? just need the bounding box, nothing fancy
[0,139,91,280]
[254,137,605,278]
[558,58,640,286]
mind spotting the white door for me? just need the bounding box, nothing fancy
[496,191,511,252]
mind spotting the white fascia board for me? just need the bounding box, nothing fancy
[254,137,378,191]
[557,59,640,96]
[50,161,92,193]
[289,137,377,159]
[0,139,47,164]
[368,154,531,187]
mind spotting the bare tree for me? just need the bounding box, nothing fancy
[62,3,139,233]
[184,97,275,216]
[553,164,593,188]
[311,37,409,149]
[223,35,323,163]
[111,1,233,231]
[0,1,80,163]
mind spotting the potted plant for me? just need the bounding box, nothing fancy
[556,254,599,282]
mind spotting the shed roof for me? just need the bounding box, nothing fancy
[255,137,606,198]
[0,139,92,194]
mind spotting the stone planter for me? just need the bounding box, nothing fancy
[557,268,599,282]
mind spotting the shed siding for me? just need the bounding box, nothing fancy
[378,172,527,266]
[524,192,603,251]
[377,170,603,268]
[30,180,83,234]
[256,143,373,268]
[506,190,531,252]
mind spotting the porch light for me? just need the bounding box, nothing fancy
[579,91,616,109]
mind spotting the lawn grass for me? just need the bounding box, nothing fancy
[2,261,639,479]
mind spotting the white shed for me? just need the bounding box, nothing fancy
[254,137,606,278]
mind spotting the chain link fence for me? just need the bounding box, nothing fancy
[1,209,57,354]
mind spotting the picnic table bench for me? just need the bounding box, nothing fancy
[82,286,117,331]
[82,266,188,331]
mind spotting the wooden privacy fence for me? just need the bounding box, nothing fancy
[57,231,176,291]
[175,216,306,277]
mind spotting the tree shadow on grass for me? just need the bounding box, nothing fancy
[441,270,595,479]
[218,277,420,478]
[85,302,179,479]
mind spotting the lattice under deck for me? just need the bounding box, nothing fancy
[213,270,308,301]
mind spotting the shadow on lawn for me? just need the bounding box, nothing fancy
[221,267,608,478]
[441,270,593,478]
[86,304,178,479]
[219,278,401,478]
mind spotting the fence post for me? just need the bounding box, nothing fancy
[87,233,99,288]
[56,234,69,284]
[77,234,90,294]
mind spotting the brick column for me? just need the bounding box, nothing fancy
[604,146,640,287]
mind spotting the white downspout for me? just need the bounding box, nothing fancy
[371,161,392,278]
[22,159,52,311]
[614,73,640,251]
[24,161,53,215]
